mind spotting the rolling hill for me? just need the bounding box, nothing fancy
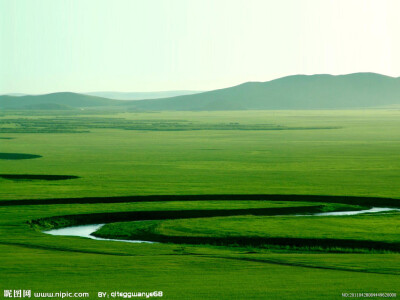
[128,73,400,111]
[1,73,399,110]
[85,90,202,100]
[0,92,118,110]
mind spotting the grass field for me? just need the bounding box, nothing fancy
[1,110,399,299]
[94,212,399,252]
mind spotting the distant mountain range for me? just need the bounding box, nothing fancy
[1,73,399,111]
[85,90,202,100]
[0,92,117,110]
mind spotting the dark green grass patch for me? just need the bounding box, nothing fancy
[0,115,341,133]
[0,153,42,160]
[1,193,397,209]
[0,174,79,181]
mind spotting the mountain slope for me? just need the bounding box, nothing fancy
[85,90,202,100]
[127,73,400,111]
[1,73,399,110]
[0,92,118,109]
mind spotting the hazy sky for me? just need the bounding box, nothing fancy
[1,0,400,94]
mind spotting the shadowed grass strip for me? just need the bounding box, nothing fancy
[0,174,79,181]
[96,233,400,253]
[2,194,399,207]
[29,205,326,230]
[0,153,42,160]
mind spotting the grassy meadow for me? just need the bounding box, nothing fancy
[1,109,399,299]
[96,213,400,245]
[1,109,400,200]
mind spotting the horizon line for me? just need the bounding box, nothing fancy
[1,71,398,96]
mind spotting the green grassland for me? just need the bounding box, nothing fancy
[1,110,400,299]
[1,199,400,299]
[1,110,400,200]
[125,213,400,243]
[94,212,399,252]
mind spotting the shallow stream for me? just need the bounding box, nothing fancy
[44,207,400,243]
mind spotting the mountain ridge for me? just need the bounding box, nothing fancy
[1,73,399,110]
[85,90,202,100]
[127,72,400,110]
[0,92,118,109]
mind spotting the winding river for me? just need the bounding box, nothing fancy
[44,224,154,244]
[44,207,400,244]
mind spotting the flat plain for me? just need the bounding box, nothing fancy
[0,109,399,299]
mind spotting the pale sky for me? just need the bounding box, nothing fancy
[1,0,400,94]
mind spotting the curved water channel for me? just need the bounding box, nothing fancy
[44,223,154,244]
[44,207,400,244]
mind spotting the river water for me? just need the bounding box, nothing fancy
[43,224,153,243]
[44,207,399,243]
[310,207,400,216]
